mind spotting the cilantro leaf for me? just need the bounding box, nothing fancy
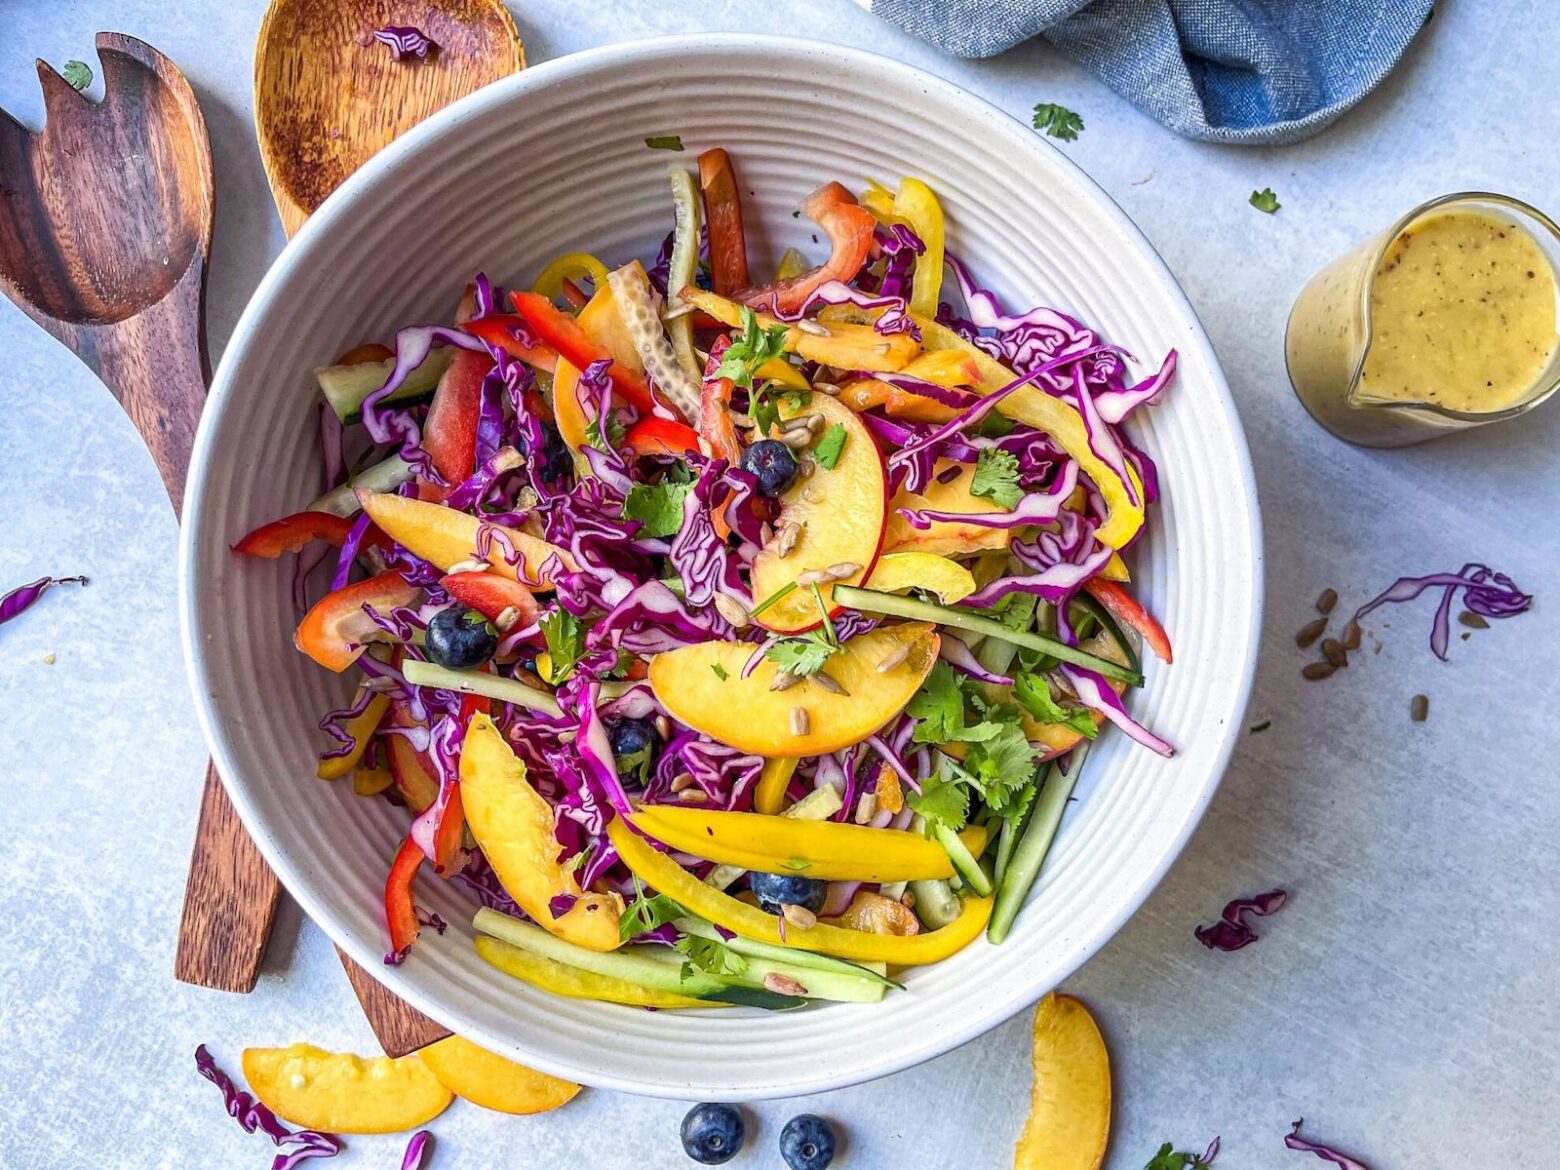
[1032,102,1084,142]
[992,591,1040,633]
[644,134,684,151]
[1144,1142,1217,1170]
[813,423,848,470]
[584,410,625,452]
[962,723,1042,807]
[970,448,1023,510]
[1249,187,1281,214]
[710,663,729,681]
[622,480,691,539]
[716,307,790,391]
[61,60,93,91]
[977,409,1015,439]
[619,879,684,943]
[1013,672,1099,740]
[674,933,748,978]
[765,629,839,677]
[906,771,970,833]
[907,660,966,743]
[540,608,584,683]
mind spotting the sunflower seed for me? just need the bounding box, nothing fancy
[730,411,756,429]
[1458,610,1489,630]
[824,561,862,581]
[1316,588,1338,615]
[494,605,522,632]
[806,414,827,435]
[811,381,842,396]
[1410,694,1430,722]
[1341,619,1362,650]
[801,486,825,503]
[780,904,818,931]
[790,706,810,736]
[1302,662,1337,680]
[780,429,815,450]
[770,671,802,692]
[795,568,828,587]
[1321,638,1348,668]
[854,793,878,824]
[796,455,817,479]
[795,319,831,337]
[670,772,696,793]
[362,676,400,693]
[876,644,911,672]
[782,413,820,434]
[448,558,491,575]
[713,592,751,628]
[1294,617,1328,648]
[764,971,810,995]
[677,789,710,803]
[776,521,802,557]
[654,715,672,739]
[812,673,850,697]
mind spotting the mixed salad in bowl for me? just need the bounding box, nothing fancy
[234,148,1177,1011]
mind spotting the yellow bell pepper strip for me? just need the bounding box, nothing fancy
[756,355,810,390]
[551,282,646,459]
[892,178,946,317]
[679,286,919,372]
[859,178,896,222]
[629,805,976,883]
[316,692,390,780]
[909,313,1146,550]
[774,247,808,281]
[531,252,611,304]
[476,934,722,1008]
[754,757,798,815]
[607,817,993,964]
[866,552,977,604]
[461,714,624,950]
[352,763,394,797]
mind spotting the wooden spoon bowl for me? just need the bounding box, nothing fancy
[255,0,524,237]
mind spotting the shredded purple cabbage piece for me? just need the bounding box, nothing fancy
[0,575,87,626]
[401,1131,433,1170]
[194,1045,341,1167]
[373,25,437,60]
[1284,1121,1371,1170]
[1352,562,1532,661]
[1195,888,1287,951]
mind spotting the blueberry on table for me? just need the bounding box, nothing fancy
[740,439,798,497]
[780,1113,836,1170]
[680,1102,745,1165]
[750,871,826,915]
[424,606,498,669]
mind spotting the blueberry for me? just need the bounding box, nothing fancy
[740,439,798,497]
[537,420,573,482]
[779,1114,836,1170]
[424,606,498,670]
[749,871,826,915]
[606,717,661,779]
[680,1102,745,1165]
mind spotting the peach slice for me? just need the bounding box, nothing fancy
[241,1044,451,1134]
[357,488,576,586]
[460,713,624,951]
[750,393,887,633]
[1013,994,1111,1170]
[418,1035,580,1116]
[883,458,1011,558]
[865,551,977,604]
[649,622,938,758]
[553,284,644,456]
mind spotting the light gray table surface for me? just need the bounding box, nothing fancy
[3,3,1557,1168]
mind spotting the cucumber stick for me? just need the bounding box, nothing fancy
[309,453,417,517]
[988,744,1091,944]
[402,660,563,718]
[931,822,993,896]
[473,910,729,997]
[909,879,960,929]
[317,349,451,424]
[832,585,1142,686]
[677,918,901,990]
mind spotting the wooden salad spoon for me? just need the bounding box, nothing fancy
[0,34,282,993]
[254,0,523,1056]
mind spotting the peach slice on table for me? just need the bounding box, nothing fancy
[749,392,887,634]
[241,1044,451,1134]
[883,458,1011,558]
[649,622,938,758]
[418,1034,580,1116]
[1013,994,1111,1170]
[357,488,576,586]
[460,713,624,951]
[553,283,644,457]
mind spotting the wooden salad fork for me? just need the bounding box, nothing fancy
[0,34,281,993]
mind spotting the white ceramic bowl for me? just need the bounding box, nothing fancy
[182,35,1261,1099]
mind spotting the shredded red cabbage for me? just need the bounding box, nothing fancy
[1195,888,1287,951]
[0,575,87,626]
[400,1131,433,1170]
[373,25,436,60]
[194,1045,341,1167]
[1284,1121,1371,1170]
[1060,664,1174,757]
[1352,563,1532,661]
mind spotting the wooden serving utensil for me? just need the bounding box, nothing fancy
[0,34,282,993]
[254,0,523,1056]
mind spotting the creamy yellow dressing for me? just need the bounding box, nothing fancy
[1359,209,1558,412]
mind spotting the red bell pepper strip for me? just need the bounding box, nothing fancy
[739,182,876,316]
[418,348,494,503]
[624,416,702,459]
[294,571,422,672]
[560,278,590,309]
[234,511,354,558]
[698,148,750,297]
[1084,578,1174,665]
[384,835,425,960]
[696,335,743,465]
[460,313,560,373]
[440,571,539,628]
[508,291,673,420]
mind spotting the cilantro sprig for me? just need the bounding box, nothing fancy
[61,60,93,91]
[970,448,1023,510]
[1013,672,1099,740]
[620,878,683,943]
[622,480,691,538]
[1145,1141,1218,1170]
[716,307,795,433]
[765,628,840,677]
[1032,102,1084,142]
[540,608,584,683]
[673,934,747,979]
[644,134,684,151]
[1249,187,1281,214]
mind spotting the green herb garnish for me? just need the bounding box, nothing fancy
[1032,102,1084,142]
[619,878,684,943]
[970,448,1023,510]
[622,480,691,538]
[813,423,848,470]
[539,608,584,683]
[1144,1142,1218,1170]
[584,410,626,452]
[749,579,799,619]
[674,933,747,979]
[717,307,790,391]
[764,628,840,677]
[1249,187,1281,214]
[644,135,684,151]
[1012,672,1099,740]
[783,858,811,871]
[61,60,93,91]
[710,663,729,682]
